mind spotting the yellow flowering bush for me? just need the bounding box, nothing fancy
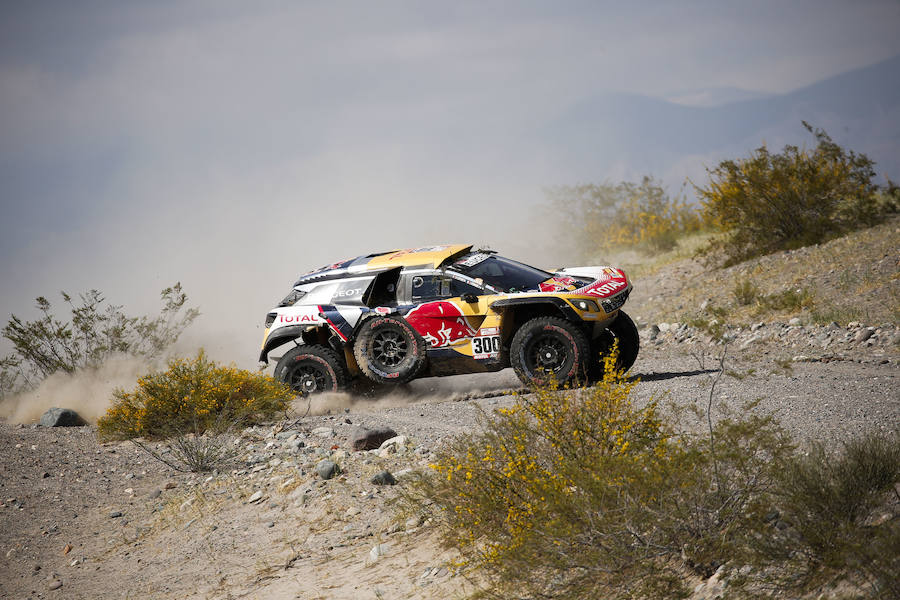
[547,176,703,259]
[408,352,796,599]
[696,123,893,265]
[97,350,291,440]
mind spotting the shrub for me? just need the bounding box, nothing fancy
[696,122,891,265]
[547,176,703,258]
[1,283,199,396]
[408,357,794,599]
[733,279,760,306]
[740,431,900,598]
[731,280,815,314]
[97,350,292,441]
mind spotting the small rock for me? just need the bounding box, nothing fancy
[405,515,425,529]
[788,317,802,326]
[316,459,340,480]
[311,426,334,437]
[164,482,177,490]
[39,408,87,428]
[48,580,62,591]
[369,543,389,561]
[109,511,123,519]
[350,426,398,451]
[147,489,161,499]
[379,435,408,452]
[855,328,874,343]
[247,491,264,503]
[370,470,397,486]
[346,506,362,517]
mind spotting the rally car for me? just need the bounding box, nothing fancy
[259,244,638,395]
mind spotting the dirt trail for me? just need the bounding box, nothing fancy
[1,339,897,599]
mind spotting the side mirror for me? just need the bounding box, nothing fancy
[462,293,479,304]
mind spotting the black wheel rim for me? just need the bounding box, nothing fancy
[288,363,329,395]
[371,327,409,369]
[526,334,569,373]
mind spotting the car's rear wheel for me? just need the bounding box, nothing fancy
[510,316,590,386]
[274,344,348,395]
[590,310,640,380]
[353,316,427,385]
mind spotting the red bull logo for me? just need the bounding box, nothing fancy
[405,301,477,347]
[538,276,577,292]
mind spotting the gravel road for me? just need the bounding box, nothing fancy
[1,333,897,599]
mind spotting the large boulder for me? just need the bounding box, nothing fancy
[350,426,397,451]
[39,407,87,427]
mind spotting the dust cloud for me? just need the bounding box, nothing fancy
[290,370,524,417]
[0,355,154,424]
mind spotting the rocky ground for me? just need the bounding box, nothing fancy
[1,223,898,599]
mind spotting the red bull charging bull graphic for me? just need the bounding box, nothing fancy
[404,300,478,348]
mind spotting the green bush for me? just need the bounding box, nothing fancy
[1,283,198,397]
[97,350,292,441]
[407,361,795,599]
[731,280,815,315]
[696,122,893,265]
[733,279,760,306]
[741,432,900,598]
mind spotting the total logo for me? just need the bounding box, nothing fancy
[580,278,627,298]
[278,313,320,324]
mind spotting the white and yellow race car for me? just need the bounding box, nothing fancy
[259,244,638,394]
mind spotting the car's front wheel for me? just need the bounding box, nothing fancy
[510,316,590,386]
[590,310,640,380]
[274,344,348,395]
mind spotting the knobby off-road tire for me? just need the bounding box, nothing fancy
[353,316,427,385]
[274,345,349,396]
[590,310,640,380]
[510,316,591,386]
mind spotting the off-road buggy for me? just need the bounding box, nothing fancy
[259,245,638,395]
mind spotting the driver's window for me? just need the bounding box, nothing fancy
[411,274,446,301]
[449,277,483,297]
[411,272,484,301]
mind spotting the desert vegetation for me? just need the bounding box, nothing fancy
[405,359,900,599]
[0,283,199,398]
[696,122,899,265]
[97,350,292,442]
[546,175,703,260]
[547,123,898,269]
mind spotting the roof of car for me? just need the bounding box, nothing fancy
[295,244,474,285]
[364,244,473,269]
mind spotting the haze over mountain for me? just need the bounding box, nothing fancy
[542,53,900,190]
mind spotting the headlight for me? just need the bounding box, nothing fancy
[278,289,306,307]
[573,299,600,312]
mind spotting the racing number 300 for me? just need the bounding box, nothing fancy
[472,335,501,356]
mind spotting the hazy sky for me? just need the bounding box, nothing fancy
[2,1,899,365]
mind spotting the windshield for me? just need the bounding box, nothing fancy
[451,253,553,293]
